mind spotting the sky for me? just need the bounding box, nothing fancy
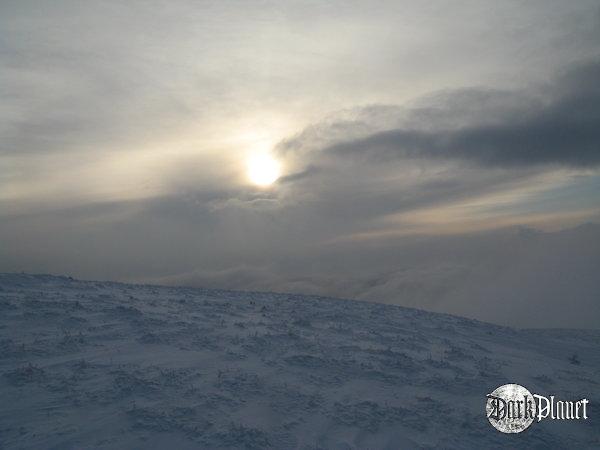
[1,0,599,328]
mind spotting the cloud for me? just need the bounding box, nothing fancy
[151,223,600,329]
[1,1,600,329]
[290,60,600,169]
[262,60,600,250]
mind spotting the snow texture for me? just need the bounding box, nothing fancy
[0,273,598,449]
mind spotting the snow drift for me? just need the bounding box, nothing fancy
[0,273,598,448]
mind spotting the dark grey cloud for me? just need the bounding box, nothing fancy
[322,61,600,168]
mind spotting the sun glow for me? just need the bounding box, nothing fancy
[247,153,281,186]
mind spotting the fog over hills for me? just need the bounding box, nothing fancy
[151,223,600,329]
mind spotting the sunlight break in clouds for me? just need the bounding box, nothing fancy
[247,153,282,187]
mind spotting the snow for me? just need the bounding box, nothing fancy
[0,273,598,449]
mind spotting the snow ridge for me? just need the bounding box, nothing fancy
[0,273,598,449]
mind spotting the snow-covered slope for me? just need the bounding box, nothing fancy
[0,273,598,449]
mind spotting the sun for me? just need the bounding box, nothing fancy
[247,153,281,186]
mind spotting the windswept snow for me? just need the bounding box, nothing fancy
[0,273,598,449]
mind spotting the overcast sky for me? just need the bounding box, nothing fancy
[1,0,599,327]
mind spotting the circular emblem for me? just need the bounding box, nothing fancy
[486,383,536,433]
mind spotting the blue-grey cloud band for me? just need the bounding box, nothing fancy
[285,61,600,170]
